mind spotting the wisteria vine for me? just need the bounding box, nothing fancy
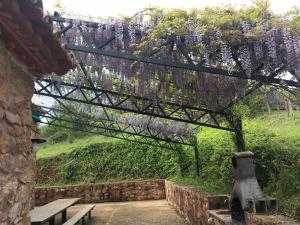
[69,103,196,139]
[51,7,300,112]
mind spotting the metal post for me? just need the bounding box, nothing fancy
[191,136,200,176]
[234,118,245,152]
[62,209,67,223]
[226,112,245,152]
[194,145,200,177]
[49,217,55,225]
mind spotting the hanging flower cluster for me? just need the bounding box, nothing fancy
[69,103,196,139]
[53,5,300,111]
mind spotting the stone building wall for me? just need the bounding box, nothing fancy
[35,180,166,206]
[0,42,35,225]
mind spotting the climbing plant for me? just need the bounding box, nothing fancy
[52,1,300,111]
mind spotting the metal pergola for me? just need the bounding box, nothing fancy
[38,104,193,149]
[35,78,232,131]
[33,13,299,169]
[52,14,300,88]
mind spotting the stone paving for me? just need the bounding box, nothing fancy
[56,200,189,225]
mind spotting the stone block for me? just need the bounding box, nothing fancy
[4,111,21,125]
[0,107,4,119]
[0,129,17,154]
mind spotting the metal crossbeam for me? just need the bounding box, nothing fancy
[37,105,192,149]
[34,79,234,131]
[66,44,299,88]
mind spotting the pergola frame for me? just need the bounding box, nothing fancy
[39,104,201,174]
[34,79,233,132]
[39,104,193,148]
[33,13,299,156]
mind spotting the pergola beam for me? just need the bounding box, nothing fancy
[40,121,178,150]
[34,79,233,131]
[37,105,193,149]
[66,44,299,88]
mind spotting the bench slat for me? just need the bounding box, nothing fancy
[63,205,95,225]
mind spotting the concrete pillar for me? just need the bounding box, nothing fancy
[0,42,35,225]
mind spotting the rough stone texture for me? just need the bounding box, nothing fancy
[35,180,166,206]
[165,181,299,225]
[0,41,35,225]
[245,213,300,225]
[165,181,229,225]
[208,213,300,225]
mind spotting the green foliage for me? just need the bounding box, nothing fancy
[286,6,300,35]
[37,111,300,219]
[47,131,69,144]
[196,127,235,193]
[40,125,59,138]
[193,111,300,219]
[37,135,118,159]
[139,0,298,49]
[231,92,267,119]
[37,141,191,184]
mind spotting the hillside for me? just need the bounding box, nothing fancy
[37,135,118,159]
[36,111,300,218]
[38,111,300,159]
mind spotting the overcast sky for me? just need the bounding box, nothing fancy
[43,0,300,17]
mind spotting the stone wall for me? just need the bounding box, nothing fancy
[35,180,166,206]
[208,212,300,225]
[245,213,300,225]
[165,181,229,225]
[165,181,300,225]
[0,42,35,225]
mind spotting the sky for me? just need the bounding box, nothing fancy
[43,0,300,17]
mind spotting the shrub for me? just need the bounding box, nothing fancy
[48,131,69,144]
[37,141,187,184]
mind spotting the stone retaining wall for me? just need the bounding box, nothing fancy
[165,181,229,225]
[35,180,300,225]
[35,180,165,206]
[165,181,300,225]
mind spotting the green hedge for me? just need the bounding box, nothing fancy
[193,119,300,219]
[37,141,192,185]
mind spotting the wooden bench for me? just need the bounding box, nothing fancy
[63,204,95,225]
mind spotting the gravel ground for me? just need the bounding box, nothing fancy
[54,200,189,225]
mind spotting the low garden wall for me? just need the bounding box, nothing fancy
[35,180,300,225]
[165,181,229,225]
[165,181,300,225]
[35,179,165,206]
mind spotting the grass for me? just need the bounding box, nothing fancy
[37,135,120,159]
[37,110,300,159]
[36,110,300,218]
[249,110,300,138]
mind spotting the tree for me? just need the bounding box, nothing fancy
[53,0,65,14]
